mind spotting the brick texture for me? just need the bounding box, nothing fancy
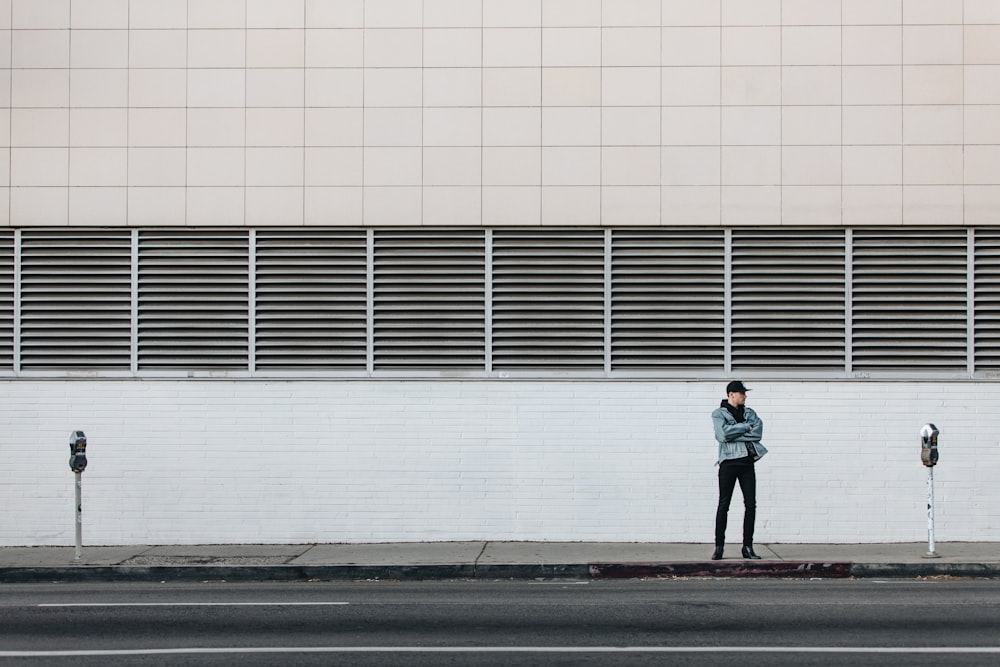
[1,380,995,545]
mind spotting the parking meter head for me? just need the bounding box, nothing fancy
[69,431,88,473]
[920,423,939,467]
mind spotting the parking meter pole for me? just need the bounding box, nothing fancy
[74,472,83,561]
[925,466,938,559]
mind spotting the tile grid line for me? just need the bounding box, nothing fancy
[480,0,484,226]
[66,2,71,223]
[361,4,365,223]
[127,1,131,221]
[420,0,424,226]
[6,2,10,226]
[242,0,247,227]
[899,0,904,224]
[303,0,307,225]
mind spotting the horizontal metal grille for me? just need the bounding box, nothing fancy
[373,230,485,369]
[2,226,1000,377]
[732,231,845,370]
[137,231,249,369]
[975,230,1000,370]
[852,230,968,371]
[0,232,13,369]
[255,231,367,369]
[19,231,131,369]
[492,230,605,369]
[611,230,724,369]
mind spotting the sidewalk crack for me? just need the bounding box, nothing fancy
[285,544,319,565]
[473,541,489,577]
[121,546,156,566]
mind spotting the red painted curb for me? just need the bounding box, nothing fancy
[588,561,853,579]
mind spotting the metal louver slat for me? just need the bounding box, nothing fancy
[852,230,967,370]
[492,230,604,369]
[373,230,485,369]
[975,230,1000,370]
[138,230,249,369]
[732,230,845,370]
[255,230,367,369]
[611,230,724,369]
[20,231,131,369]
[0,232,13,369]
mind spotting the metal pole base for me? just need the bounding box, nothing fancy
[925,467,937,561]
[74,472,83,562]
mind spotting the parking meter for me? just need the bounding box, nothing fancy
[919,424,940,558]
[69,431,87,473]
[920,423,939,467]
[68,431,88,561]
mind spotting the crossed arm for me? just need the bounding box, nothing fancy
[712,412,763,443]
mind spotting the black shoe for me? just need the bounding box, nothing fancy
[711,546,724,560]
[741,545,762,559]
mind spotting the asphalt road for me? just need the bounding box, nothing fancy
[1,579,1000,666]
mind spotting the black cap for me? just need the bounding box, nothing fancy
[726,380,750,393]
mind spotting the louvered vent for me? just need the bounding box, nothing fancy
[852,230,967,370]
[974,230,1000,370]
[492,230,604,369]
[373,230,485,369]
[611,230,724,369]
[731,230,845,370]
[19,231,131,369]
[137,230,249,369]
[0,232,14,368]
[255,231,367,369]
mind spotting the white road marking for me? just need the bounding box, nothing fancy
[1,647,999,657]
[37,602,349,607]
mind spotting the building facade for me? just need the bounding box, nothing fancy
[3,0,1000,545]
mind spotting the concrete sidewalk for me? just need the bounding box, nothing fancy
[1,542,998,583]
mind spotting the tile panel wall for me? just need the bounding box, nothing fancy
[2,0,1000,227]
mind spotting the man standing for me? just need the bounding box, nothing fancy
[710,380,767,560]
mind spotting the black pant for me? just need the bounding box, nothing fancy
[715,457,756,547]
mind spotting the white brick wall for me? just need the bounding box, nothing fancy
[2,380,996,545]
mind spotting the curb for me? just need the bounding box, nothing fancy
[849,562,1000,579]
[0,564,593,584]
[589,561,853,579]
[3,561,999,584]
[0,565,477,584]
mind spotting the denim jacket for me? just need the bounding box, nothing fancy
[711,403,767,465]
